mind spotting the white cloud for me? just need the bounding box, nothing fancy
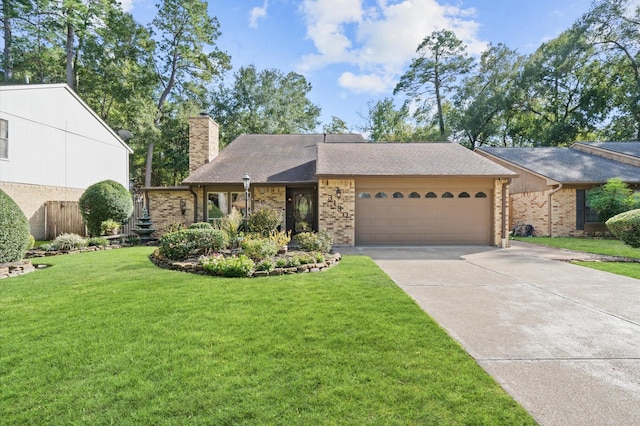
[250,1,269,29]
[298,0,486,95]
[338,71,393,93]
[120,0,135,12]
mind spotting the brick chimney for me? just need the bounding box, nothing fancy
[189,113,219,174]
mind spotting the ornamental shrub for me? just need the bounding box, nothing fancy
[216,208,243,248]
[79,180,133,236]
[158,228,228,260]
[606,209,640,248]
[248,207,281,235]
[587,178,637,222]
[241,237,277,262]
[293,231,333,253]
[201,254,255,277]
[0,189,30,263]
[51,233,87,251]
[86,237,109,247]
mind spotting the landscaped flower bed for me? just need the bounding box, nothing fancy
[150,249,341,277]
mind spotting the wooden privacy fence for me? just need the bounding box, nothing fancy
[45,201,86,240]
[45,197,144,240]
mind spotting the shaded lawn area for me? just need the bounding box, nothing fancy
[514,237,640,279]
[1,247,534,425]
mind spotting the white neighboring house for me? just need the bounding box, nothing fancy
[0,84,133,239]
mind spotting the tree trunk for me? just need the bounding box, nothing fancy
[66,20,75,89]
[2,0,12,81]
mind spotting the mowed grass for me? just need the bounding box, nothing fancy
[514,236,640,279]
[1,247,534,425]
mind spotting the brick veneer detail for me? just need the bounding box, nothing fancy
[253,187,286,229]
[319,179,355,246]
[189,116,219,174]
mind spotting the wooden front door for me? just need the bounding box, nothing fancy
[286,188,316,235]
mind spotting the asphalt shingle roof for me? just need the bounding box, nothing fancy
[574,141,640,159]
[317,142,517,177]
[183,134,366,184]
[478,147,640,184]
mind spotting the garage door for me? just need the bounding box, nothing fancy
[356,179,492,245]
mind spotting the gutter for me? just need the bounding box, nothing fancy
[501,178,511,248]
[548,183,564,237]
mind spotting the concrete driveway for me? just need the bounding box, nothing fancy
[342,242,640,426]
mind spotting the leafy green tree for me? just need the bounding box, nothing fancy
[322,116,350,134]
[0,189,30,263]
[394,29,473,137]
[587,178,637,222]
[144,0,231,186]
[579,0,640,140]
[210,65,321,146]
[519,29,610,146]
[361,98,413,142]
[79,180,134,236]
[452,44,525,148]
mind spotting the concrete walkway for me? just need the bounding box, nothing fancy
[341,242,640,426]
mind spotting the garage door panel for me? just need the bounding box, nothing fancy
[356,181,491,245]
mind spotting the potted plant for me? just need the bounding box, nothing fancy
[100,219,121,236]
[269,230,291,254]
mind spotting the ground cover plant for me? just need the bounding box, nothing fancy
[1,247,534,425]
[514,236,640,279]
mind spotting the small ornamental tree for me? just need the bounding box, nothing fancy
[586,178,636,223]
[0,189,31,263]
[79,180,134,236]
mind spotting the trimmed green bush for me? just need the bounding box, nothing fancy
[0,189,30,263]
[294,231,333,253]
[241,238,277,262]
[51,233,87,251]
[248,207,281,235]
[200,254,255,277]
[79,180,133,236]
[158,228,228,260]
[606,209,640,248]
[86,237,109,247]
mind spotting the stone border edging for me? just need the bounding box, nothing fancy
[150,249,342,277]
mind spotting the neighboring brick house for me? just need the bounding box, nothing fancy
[145,114,517,246]
[476,142,640,237]
[0,84,132,239]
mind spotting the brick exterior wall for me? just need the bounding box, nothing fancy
[492,178,509,246]
[510,188,584,237]
[319,179,355,246]
[189,116,219,174]
[0,182,84,240]
[253,186,286,229]
[146,188,195,237]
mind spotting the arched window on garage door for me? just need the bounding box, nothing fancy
[409,192,420,198]
[375,192,387,199]
[425,192,437,198]
[358,192,371,199]
[442,192,454,198]
[458,192,470,198]
[392,192,404,198]
[475,192,487,198]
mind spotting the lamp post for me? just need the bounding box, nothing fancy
[243,174,251,231]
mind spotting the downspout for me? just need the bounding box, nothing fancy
[189,186,199,223]
[501,178,511,248]
[548,184,563,237]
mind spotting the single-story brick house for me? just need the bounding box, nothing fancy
[476,142,640,237]
[144,115,518,246]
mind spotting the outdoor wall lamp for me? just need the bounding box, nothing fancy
[180,199,187,215]
[335,187,342,199]
[243,174,251,230]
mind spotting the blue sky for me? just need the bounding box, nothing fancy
[124,0,594,132]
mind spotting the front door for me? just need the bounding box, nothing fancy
[286,189,316,235]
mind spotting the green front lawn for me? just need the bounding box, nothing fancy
[1,248,534,425]
[514,236,640,279]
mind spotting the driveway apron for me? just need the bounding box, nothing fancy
[343,242,640,426]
